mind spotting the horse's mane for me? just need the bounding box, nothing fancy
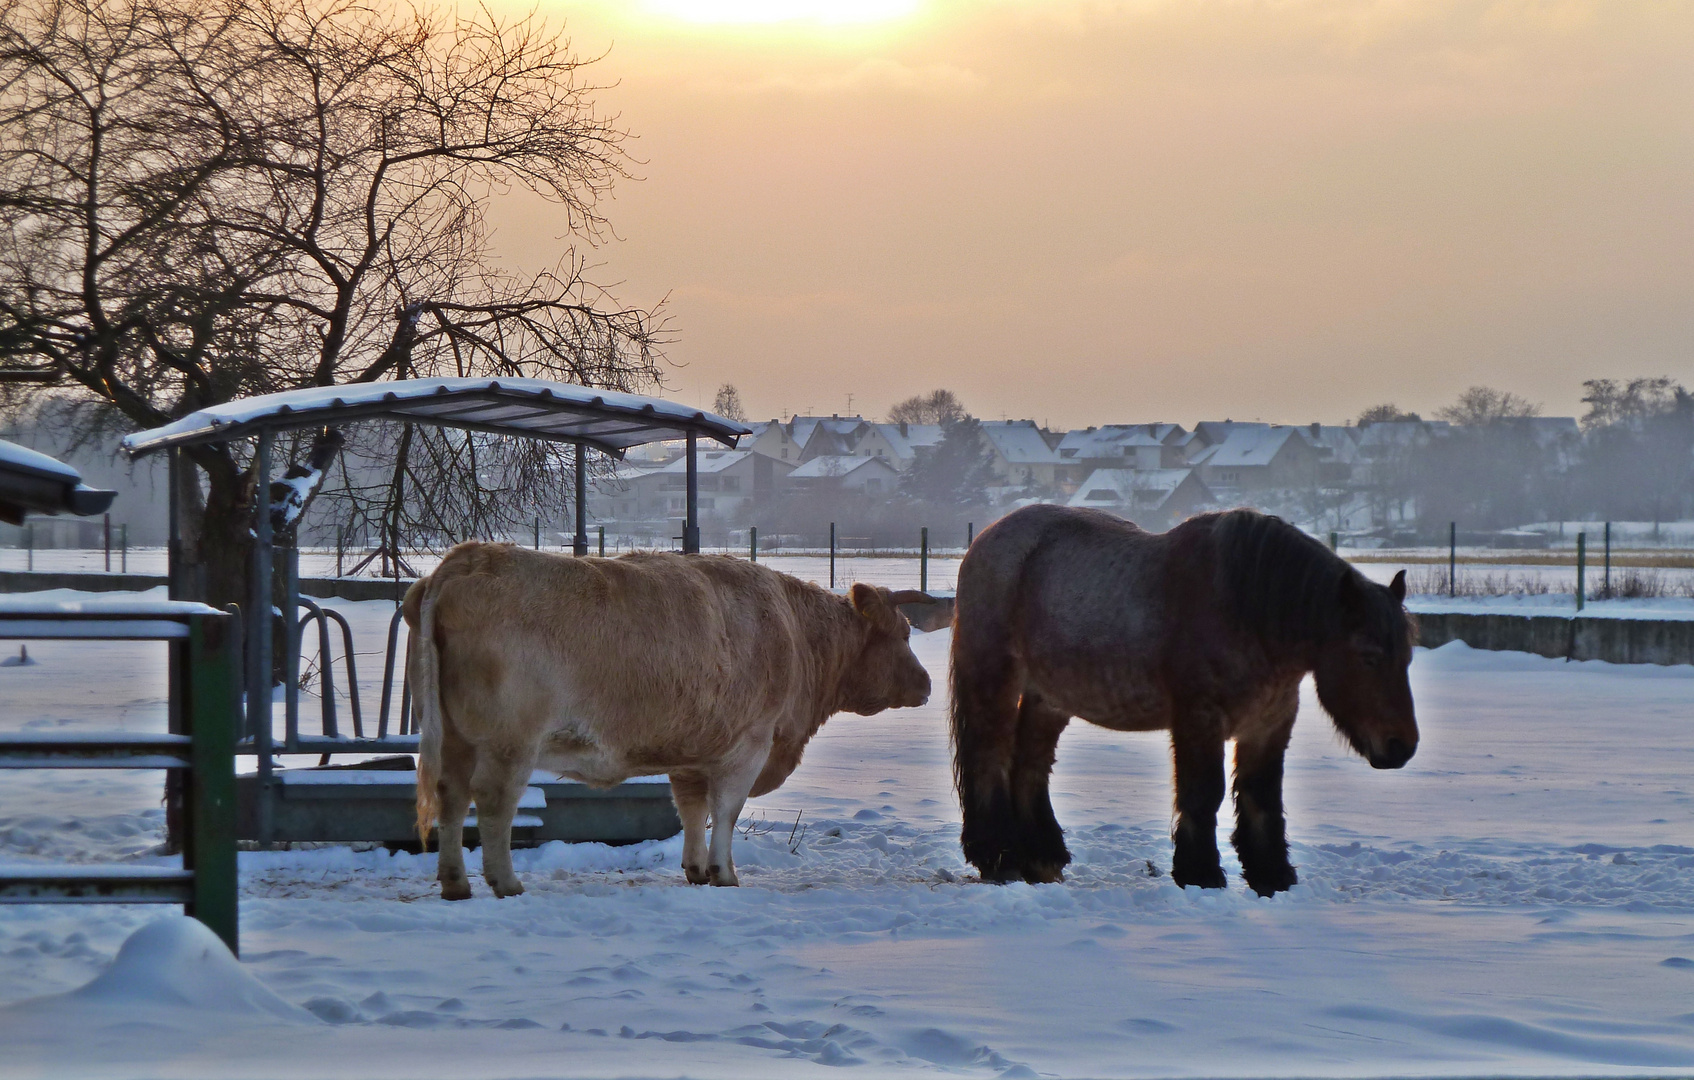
[1207,509,1361,644]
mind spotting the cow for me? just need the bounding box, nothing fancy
[404,542,934,899]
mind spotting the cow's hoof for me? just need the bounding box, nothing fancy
[707,865,739,887]
[440,880,473,901]
[684,864,710,885]
[489,878,525,899]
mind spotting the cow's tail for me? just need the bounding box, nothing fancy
[411,578,444,850]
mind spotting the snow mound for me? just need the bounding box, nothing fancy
[68,916,311,1023]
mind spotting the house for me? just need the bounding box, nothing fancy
[1197,426,1324,496]
[601,450,794,528]
[795,416,871,462]
[981,420,1065,490]
[741,420,805,465]
[786,454,901,495]
[857,422,943,471]
[1292,423,1362,486]
[1066,468,1213,528]
[1055,424,1189,485]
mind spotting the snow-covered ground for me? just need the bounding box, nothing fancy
[2,592,1694,1078]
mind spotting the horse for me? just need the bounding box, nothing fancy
[949,504,1418,896]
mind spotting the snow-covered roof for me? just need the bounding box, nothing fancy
[787,455,898,479]
[1205,427,1303,468]
[982,421,1059,464]
[1067,468,1204,510]
[651,450,789,475]
[0,438,116,522]
[121,378,750,458]
[1056,425,1169,460]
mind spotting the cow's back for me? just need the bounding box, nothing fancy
[425,544,818,778]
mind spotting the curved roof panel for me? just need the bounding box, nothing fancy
[121,377,750,459]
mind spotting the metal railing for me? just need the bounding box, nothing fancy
[0,604,241,954]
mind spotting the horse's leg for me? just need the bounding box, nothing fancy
[1170,718,1228,889]
[1010,691,1071,884]
[1231,695,1298,897]
[952,624,1027,883]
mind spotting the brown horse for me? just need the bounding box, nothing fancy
[950,505,1418,896]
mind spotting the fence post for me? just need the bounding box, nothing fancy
[104,513,111,572]
[1328,531,1337,552]
[184,613,239,955]
[1575,532,1586,612]
[533,517,541,550]
[967,522,974,548]
[829,522,836,590]
[750,526,758,563]
[335,525,344,578]
[25,523,32,572]
[598,525,606,557]
[1603,521,1611,595]
[920,527,929,594]
[1448,521,1456,598]
[120,524,128,573]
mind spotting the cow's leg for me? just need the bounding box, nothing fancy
[704,758,764,887]
[1170,715,1228,890]
[434,726,476,901]
[470,745,533,899]
[1232,693,1299,897]
[952,633,1027,883]
[670,769,711,885]
[1010,690,1071,884]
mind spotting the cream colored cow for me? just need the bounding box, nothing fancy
[405,544,932,899]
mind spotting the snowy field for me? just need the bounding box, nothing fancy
[2,591,1694,1078]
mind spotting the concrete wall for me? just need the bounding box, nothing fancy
[1415,610,1694,667]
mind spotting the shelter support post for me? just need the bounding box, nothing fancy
[684,431,700,554]
[574,442,589,557]
[248,428,274,849]
[184,613,239,954]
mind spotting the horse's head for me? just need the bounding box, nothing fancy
[1313,569,1418,769]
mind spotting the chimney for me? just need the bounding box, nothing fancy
[899,421,908,437]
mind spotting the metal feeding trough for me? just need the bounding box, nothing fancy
[122,377,749,850]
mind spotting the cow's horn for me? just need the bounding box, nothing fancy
[888,589,939,605]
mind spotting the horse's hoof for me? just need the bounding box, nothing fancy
[707,865,739,887]
[1021,862,1066,885]
[489,878,525,899]
[1172,864,1227,890]
[684,864,710,885]
[1244,864,1298,897]
[440,879,472,901]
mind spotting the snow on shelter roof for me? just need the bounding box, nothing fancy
[0,438,115,521]
[120,378,751,459]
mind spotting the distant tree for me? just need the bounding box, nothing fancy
[888,389,967,427]
[1579,377,1680,432]
[712,384,748,424]
[0,0,660,605]
[899,415,998,509]
[1355,404,1422,427]
[1435,387,1541,426]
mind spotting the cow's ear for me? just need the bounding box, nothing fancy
[850,583,882,619]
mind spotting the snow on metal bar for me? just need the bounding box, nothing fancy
[0,619,191,640]
[0,867,194,903]
[0,732,194,769]
[120,377,751,457]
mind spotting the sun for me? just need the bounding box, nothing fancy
[642,0,921,26]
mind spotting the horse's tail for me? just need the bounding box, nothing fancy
[408,575,444,850]
[950,512,1046,879]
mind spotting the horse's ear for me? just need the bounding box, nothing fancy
[1388,569,1407,603]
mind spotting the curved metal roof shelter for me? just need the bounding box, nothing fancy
[121,377,749,459]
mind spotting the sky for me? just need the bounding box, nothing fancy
[481,0,1694,428]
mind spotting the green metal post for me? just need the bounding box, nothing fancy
[1448,521,1456,598]
[920,527,929,593]
[750,526,758,563]
[25,523,31,572]
[534,517,541,550]
[185,613,240,956]
[598,525,606,557]
[1575,532,1586,612]
[829,522,836,590]
[1328,531,1338,552]
[120,524,127,573]
[967,522,974,548]
[1603,521,1611,595]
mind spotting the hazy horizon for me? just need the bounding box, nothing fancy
[480,1,1694,428]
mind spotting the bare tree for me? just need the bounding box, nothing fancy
[712,383,748,424]
[1435,387,1540,426]
[1579,377,1679,432]
[0,0,664,603]
[887,389,966,427]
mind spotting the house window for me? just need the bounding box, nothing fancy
[781,448,789,459]
[722,476,740,491]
